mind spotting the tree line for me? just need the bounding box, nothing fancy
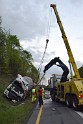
[0,17,39,82]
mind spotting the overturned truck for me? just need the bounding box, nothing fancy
[4,74,34,102]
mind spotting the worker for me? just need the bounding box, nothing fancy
[56,58,69,82]
[42,87,45,100]
[38,86,43,106]
[31,86,37,103]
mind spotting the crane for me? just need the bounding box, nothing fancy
[50,4,81,80]
[43,57,69,82]
[43,4,83,110]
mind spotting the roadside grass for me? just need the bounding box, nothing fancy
[0,75,37,124]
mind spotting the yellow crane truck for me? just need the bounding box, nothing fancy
[44,4,83,110]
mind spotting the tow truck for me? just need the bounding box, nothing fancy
[44,4,83,110]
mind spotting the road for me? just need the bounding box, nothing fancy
[26,91,83,124]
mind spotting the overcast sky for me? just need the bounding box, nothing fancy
[0,0,83,82]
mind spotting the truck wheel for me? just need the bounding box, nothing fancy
[55,98,60,102]
[65,95,72,108]
[72,96,78,110]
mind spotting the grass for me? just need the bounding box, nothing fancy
[0,75,37,124]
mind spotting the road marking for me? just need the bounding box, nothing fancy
[76,111,83,118]
[35,105,43,124]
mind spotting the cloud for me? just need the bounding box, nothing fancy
[0,0,50,40]
[76,61,83,68]
[70,0,83,5]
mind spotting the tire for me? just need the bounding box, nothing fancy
[65,95,72,108]
[55,98,60,102]
[72,96,78,110]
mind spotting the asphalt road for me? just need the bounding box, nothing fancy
[26,91,83,124]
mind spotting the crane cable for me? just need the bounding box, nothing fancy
[36,73,45,86]
[37,39,49,85]
[38,39,49,73]
[37,7,51,85]
[37,8,51,75]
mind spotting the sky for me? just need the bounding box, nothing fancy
[0,0,83,83]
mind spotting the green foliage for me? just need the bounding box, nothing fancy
[0,19,9,74]
[0,16,39,124]
[0,17,39,81]
[78,65,83,78]
[27,63,39,82]
[0,97,35,124]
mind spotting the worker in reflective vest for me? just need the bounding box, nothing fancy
[32,86,37,103]
[42,87,45,100]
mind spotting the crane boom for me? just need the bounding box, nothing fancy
[50,4,81,79]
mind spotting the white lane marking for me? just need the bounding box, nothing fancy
[75,111,83,118]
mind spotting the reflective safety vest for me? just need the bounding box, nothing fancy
[32,88,36,95]
[42,88,44,93]
[42,88,45,99]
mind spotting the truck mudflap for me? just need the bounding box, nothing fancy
[79,99,83,105]
[78,93,83,105]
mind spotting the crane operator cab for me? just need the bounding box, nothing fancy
[43,57,69,83]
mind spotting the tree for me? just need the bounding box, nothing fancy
[0,17,9,74]
[6,35,21,76]
[0,17,39,81]
[26,63,39,83]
